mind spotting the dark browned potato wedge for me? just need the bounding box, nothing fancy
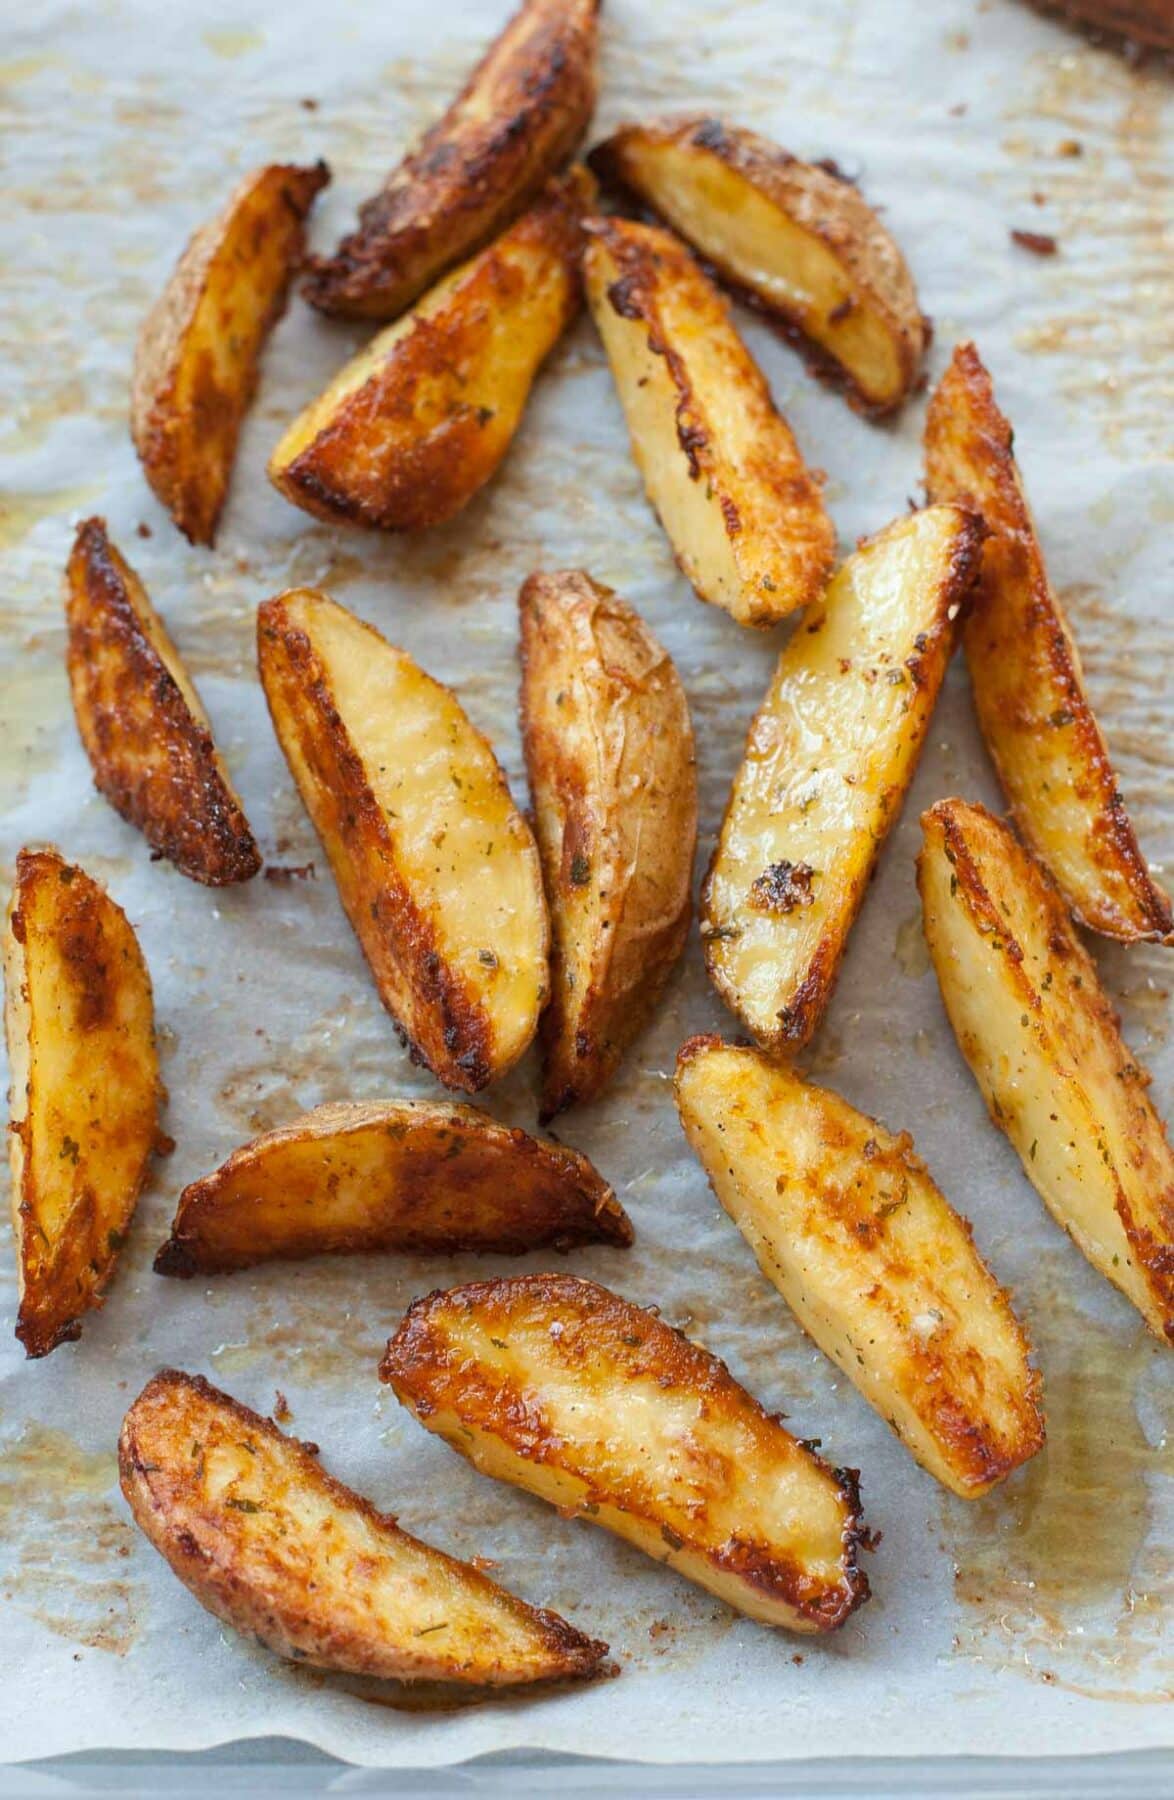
[1034,1,1174,48]
[519,571,697,1120]
[272,169,591,533]
[4,848,164,1357]
[675,1038,1045,1498]
[924,343,1170,944]
[702,505,984,1055]
[583,216,834,628]
[302,0,599,320]
[65,519,259,886]
[258,589,548,1092]
[155,1098,632,1276]
[132,161,329,545]
[382,1274,871,1632]
[591,118,926,416]
[920,799,1174,1344]
[120,1370,609,1686]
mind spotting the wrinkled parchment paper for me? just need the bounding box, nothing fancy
[2,0,1171,1769]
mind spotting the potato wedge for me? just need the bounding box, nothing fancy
[120,1369,608,1686]
[132,161,328,545]
[257,589,548,1092]
[65,519,260,886]
[302,0,599,320]
[590,118,926,416]
[271,168,591,533]
[519,571,697,1119]
[155,1098,632,1276]
[924,343,1170,943]
[582,217,834,628]
[4,848,164,1357]
[702,505,983,1055]
[382,1274,870,1632]
[1043,1,1174,49]
[920,799,1174,1343]
[674,1038,1044,1497]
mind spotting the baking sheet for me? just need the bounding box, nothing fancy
[1,0,1171,1769]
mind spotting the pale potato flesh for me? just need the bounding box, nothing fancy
[583,217,834,628]
[4,848,162,1357]
[257,589,548,1091]
[382,1274,870,1632]
[674,1039,1044,1496]
[919,799,1174,1343]
[924,342,1171,944]
[702,505,983,1053]
[120,1370,608,1685]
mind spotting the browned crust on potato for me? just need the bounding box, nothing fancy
[65,520,260,885]
[154,1098,632,1276]
[925,343,1171,943]
[302,0,599,320]
[381,1272,871,1631]
[590,116,926,417]
[132,162,329,545]
[119,1369,609,1683]
[1030,0,1174,48]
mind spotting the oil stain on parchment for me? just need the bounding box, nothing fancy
[0,1422,144,1654]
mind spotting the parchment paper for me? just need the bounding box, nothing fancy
[1,0,1171,1769]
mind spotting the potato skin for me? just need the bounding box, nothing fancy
[65,519,260,886]
[591,117,926,416]
[120,1369,609,1686]
[4,848,164,1357]
[272,169,590,533]
[132,161,329,545]
[1037,0,1174,48]
[519,571,697,1119]
[919,799,1174,1344]
[302,0,599,320]
[925,342,1171,944]
[583,216,834,627]
[155,1098,632,1276]
[257,589,548,1093]
[674,1037,1044,1498]
[382,1273,871,1633]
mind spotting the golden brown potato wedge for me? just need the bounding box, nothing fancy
[920,799,1174,1343]
[583,216,834,628]
[120,1369,609,1686]
[591,118,926,416]
[924,343,1170,943]
[302,0,599,320]
[4,848,164,1358]
[155,1098,632,1276]
[258,589,548,1092]
[702,505,983,1055]
[519,571,697,1120]
[65,519,260,886]
[382,1274,870,1632]
[674,1037,1044,1497]
[132,161,328,545]
[271,168,591,533]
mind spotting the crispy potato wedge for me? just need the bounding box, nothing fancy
[65,519,260,886]
[271,168,591,533]
[924,343,1170,943]
[674,1038,1044,1497]
[120,1370,608,1686]
[702,505,983,1055]
[155,1098,632,1276]
[132,161,328,545]
[920,799,1174,1343]
[519,571,697,1119]
[258,589,548,1092]
[1041,1,1174,49]
[591,118,926,416]
[583,217,834,628]
[302,0,599,320]
[382,1274,870,1632]
[4,848,164,1357]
